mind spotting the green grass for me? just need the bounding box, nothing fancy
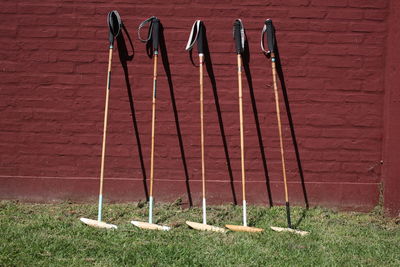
[0,200,399,266]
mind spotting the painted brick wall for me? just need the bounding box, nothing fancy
[0,0,392,211]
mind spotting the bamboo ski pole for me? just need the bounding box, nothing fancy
[80,10,122,229]
[97,46,113,222]
[149,50,157,224]
[261,19,309,236]
[237,52,247,227]
[195,23,208,225]
[200,55,206,225]
[132,17,170,231]
[149,17,160,225]
[271,52,292,228]
[184,20,226,233]
[225,19,263,233]
[264,18,291,228]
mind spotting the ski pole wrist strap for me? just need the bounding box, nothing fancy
[185,20,204,53]
[261,19,276,55]
[138,16,157,42]
[233,19,245,54]
[138,16,160,53]
[185,20,205,66]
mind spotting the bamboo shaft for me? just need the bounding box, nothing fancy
[149,54,158,197]
[237,54,246,202]
[99,47,113,197]
[200,54,205,199]
[271,55,289,203]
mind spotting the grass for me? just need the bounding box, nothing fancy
[0,200,399,266]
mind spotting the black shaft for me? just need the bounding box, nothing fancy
[107,70,111,90]
[197,22,204,54]
[265,19,276,54]
[233,20,242,54]
[285,201,292,228]
[152,18,160,52]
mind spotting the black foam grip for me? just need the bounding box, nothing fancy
[107,12,114,45]
[233,20,242,54]
[197,22,204,54]
[152,18,160,52]
[265,19,275,54]
[108,31,114,45]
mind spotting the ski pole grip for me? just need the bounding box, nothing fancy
[152,18,160,52]
[265,19,275,54]
[197,22,204,54]
[233,20,242,54]
[108,31,114,46]
[107,10,122,46]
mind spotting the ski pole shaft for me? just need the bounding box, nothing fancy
[200,54,206,224]
[271,54,291,228]
[237,53,247,227]
[98,46,113,221]
[149,53,157,224]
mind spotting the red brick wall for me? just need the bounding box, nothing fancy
[0,0,395,212]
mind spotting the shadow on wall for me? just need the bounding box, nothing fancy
[116,25,150,201]
[114,21,308,211]
[265,32,309,210]
[117,21,194,206]
[202,25,238,205]
[242,34,274,207]
[158,23,193,207]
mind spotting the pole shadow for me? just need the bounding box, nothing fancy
[264,32,309,228]
[158,23,193,207]
[202,25,237,205]
[242,38,273,207]
[273,41,309,210]
[116,25,149,201]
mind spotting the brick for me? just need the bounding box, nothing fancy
[363,57,385,69]
[309,21,348,32]
[312,55,363,68]
[18,3,58,14]
[341,162,372,173]
[289,9,327,19]
[18,28,57,38]
[36,62,75,73]
[361,78,384,92]
[57,29,96,39]
[327,9,363,20]
[363,34,385,45]
[0,3,17,13]
[278,21,310,31]
[271,0,309,6]
[364,10,388,21]
[325,79,362,91]
[310,0,348,7]
[350,22,387,33]
[307,67,347,78]
[287,33,327,44]
[349,0,387,9]
[327,33,364,44]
